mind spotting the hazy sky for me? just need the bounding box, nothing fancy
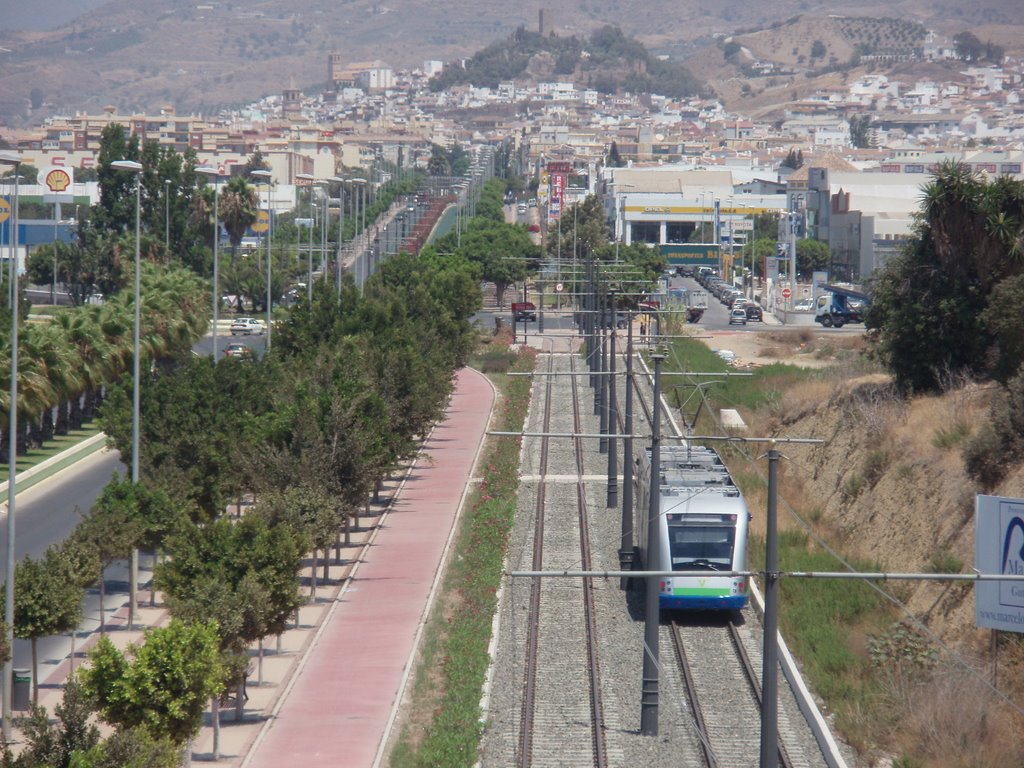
[0,0,110,32]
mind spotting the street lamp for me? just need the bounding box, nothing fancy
[164,179,171,251]
[249,169,273,348]
[350,178,367,288]
[295,174,325,304]
[0,150,20,741]
[110,159,143,631]
[328,176,345,296]
[194,167,222,358]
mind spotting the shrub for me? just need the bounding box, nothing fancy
[862,448,890,488]
[962,422,1008,489]
[932,419,970,449]
[477,347,517,374]
[866,621,937,670]
[925,548,963,574]
[841,472,865,502]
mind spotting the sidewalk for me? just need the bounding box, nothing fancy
[13,366,496,768]
[243,366,494,767]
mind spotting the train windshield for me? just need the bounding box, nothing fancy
[668,523,735,571]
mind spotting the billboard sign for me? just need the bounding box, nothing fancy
[548,161,569,221]
[976,494,1024,633]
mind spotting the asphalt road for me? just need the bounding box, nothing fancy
[0,448,138,672]
[192,328,268,359]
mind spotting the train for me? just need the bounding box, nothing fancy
[634,443,751,611]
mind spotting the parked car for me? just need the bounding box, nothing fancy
[794,298,814,312]
[230,317,265,336]
[224,342,253,359]
[728,308,748,325]
[745,304,763,322]
[511,301,537,322]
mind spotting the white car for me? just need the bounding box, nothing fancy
[230,317,265,336]
[794,298,814,312]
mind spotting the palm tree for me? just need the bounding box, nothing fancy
[219,176,258,268]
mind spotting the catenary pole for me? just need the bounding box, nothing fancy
[640,354,664,736]
[760,445,781,768]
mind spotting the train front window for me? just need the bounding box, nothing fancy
[668,524,734,571]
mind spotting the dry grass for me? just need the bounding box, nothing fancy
[883,666,1024,767]
[767,377,834,426]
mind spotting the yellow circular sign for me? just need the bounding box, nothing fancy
[45,168,71,193]
[0,197,9,224]
[251,209,270,234]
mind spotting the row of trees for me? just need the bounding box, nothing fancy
[20,127,424,312]
[0,263,206,461]
[4,243,482,763]
[3,126,484,764]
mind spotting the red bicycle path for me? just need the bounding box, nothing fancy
[244,365,495,768]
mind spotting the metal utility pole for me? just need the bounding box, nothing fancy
[1,158,21,740]
[759,445,781,768]
[619,313,634,588]
[606,289,618,507]
[640,353,664,736]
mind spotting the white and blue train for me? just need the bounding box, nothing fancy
[635,443,750,611]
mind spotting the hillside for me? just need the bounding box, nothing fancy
[709,330,1024,763]
[2,0,1024,125]
[429,25,704,99]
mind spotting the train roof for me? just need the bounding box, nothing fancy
[657,485,748,517]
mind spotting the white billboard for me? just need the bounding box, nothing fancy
[975,494,1024,633]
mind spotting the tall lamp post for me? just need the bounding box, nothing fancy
[350,178,367,288]
[250,169,273,348]
[0,151,21,741]
[164,179,171,251]
[195,167,223,358]
[328,177,346,295]
[110,160,144,630]
[295,174,324,304]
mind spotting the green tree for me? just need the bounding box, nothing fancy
[10,680,99,768]
[68,726,180,768]
[781,148,804,170]
[12,548,84,704]
[796,238,831,276]
[93,124,141,234]
[866,162,1024,391]
[70,478,146,634]
[457,221,534,308]
[849,114,872,149]
[980,274,1024,383]
[219,176,258,267]
[606,141,624,168]
[80,619,223,745]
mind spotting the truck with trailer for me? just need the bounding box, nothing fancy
[814,284,869,328]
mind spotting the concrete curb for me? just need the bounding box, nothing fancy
[0,431,107,502]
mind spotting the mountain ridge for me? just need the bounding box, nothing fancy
[1,0,1022,126]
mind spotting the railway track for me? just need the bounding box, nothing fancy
[517,347,610,768]
[609,333,815,768]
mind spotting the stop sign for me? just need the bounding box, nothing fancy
[782,287,792,299]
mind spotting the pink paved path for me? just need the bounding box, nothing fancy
[246,367,494,768]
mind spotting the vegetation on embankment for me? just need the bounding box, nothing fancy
[390,331,535,768]
[659,330,1024,767]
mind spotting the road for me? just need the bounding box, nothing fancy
[192,327,268,359]
[0,447,140,674]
